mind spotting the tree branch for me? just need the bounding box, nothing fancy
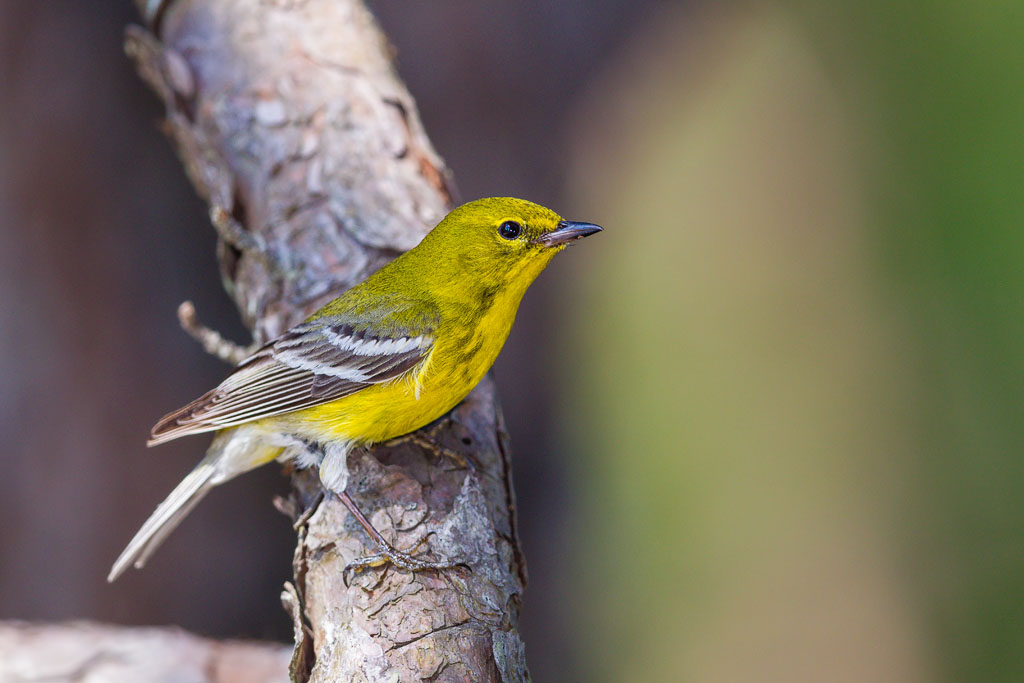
[124,0,529,680]
[0,621,290,682]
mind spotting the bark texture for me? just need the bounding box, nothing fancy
[124,1,529,680]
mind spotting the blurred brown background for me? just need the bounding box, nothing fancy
[3,1,1024,681]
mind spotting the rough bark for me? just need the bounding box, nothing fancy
[121,1,529,681]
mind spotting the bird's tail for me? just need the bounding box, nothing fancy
[107,427,281,582]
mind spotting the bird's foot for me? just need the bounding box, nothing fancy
[343,535,466,586]
[337,491,467,586]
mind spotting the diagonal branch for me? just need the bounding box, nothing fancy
[124,1,529,680]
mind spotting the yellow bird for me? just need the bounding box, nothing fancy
[109,197,601,582]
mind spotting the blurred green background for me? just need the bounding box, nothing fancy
[563,3,1024,681]
[2,1,1022,681]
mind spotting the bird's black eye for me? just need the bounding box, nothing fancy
[499,221,523,240]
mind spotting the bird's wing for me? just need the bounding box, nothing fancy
[148,304,437,445]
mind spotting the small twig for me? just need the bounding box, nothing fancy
[209,206,290,275]
[292,491,325,531]
[176,300,256,365]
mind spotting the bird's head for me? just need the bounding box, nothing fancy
[413,197,602,300]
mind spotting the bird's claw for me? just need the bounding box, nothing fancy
[342,537,467,587]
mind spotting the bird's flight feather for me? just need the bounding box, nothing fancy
[149,313,435,445]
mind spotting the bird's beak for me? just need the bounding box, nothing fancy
[538,220,603,247]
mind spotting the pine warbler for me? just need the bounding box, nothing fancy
[109,197,601,582]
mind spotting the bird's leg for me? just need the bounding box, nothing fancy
[381,424,475,470]
[338,491,464,584]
